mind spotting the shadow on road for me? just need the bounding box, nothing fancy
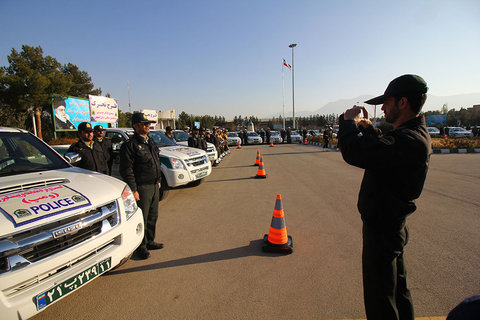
[107,239,283,276]
[204,176,256,183]
[212,165,255,169]
[262,150,326,156]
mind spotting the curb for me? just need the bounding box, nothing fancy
[309,141,339,151]
[308,141,480,154]
[433,148,480,154]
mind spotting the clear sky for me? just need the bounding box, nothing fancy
[1,0,479,119]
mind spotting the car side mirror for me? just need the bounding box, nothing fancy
[64,152,81,165]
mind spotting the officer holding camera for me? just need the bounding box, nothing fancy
[338,75,432,320]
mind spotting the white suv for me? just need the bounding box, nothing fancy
[169,130,219,165]
[0,127,144,319]
[104,128,212,200]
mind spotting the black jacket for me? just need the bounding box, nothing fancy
[119,133,162,193]
[68,140,108,174]
[338,115,432,227]
[188,134,207,151]
[94,137,114,174]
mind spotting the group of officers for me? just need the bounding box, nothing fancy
[180,126,231,165]
[67,122,113,175]
[66,115,163,260]
[66,115,235,260]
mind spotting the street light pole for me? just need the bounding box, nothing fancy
[289,43,297,128]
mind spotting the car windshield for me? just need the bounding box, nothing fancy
[271,131,280,136]
[0,131,70,177]
[173,131,190,142]
[248,132,259,137]
[228,132,238,137]
[291,131,299,135]
[149,131,177,147]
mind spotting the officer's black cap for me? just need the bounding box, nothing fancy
[132,112,155,125]
[192,126,199,131]
[78,122,93,132]
[365,74,428,105]
[94,125,104,132]
[166,126,172,132]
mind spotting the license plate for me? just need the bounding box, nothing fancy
[36,257,111,311]
[196,171,207,179]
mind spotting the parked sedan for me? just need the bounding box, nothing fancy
[270,131,283,143]
[448,127,473,137]
[227,132,242,146]
[247,131,263,144]
[290,130,303,143]
[427,127,440,136]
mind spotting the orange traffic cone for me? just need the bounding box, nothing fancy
[304,138,308,145]
[270,142,274,147]
[237,142,242,149]
[263,194,293,254]
[254,150,260,166]
[255,156,267,179]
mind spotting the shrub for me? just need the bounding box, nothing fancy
[49,137,77,146]
[432,137,480,149]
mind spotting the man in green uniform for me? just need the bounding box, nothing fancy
[338,75,431,320]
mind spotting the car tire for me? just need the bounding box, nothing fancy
[158,173,169,201]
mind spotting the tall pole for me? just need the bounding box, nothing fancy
[289,43,297,128]
[127,80,131,113]
[282,60,286,130]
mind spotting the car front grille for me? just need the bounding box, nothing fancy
[185,156,208,167]
[0,201,119,274]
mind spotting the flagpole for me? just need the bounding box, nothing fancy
[289,43,297,129]
[282,60,286,130]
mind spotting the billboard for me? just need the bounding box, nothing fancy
[140,109,158,125]
[426,114,447,126]
[53,97,90,131]
[52,97,108,132]
[89,95,119,124]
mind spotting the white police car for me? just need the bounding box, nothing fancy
[170,130,218,164]
[0,127,144,319]
[247,131,263,144]
[104,128,211,200]
[270,131,283,144]
[227,132,242,146]
[290,130,303,143]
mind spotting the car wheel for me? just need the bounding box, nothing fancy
[158,173,169,201]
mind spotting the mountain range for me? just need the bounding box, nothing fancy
[283,92,480,118]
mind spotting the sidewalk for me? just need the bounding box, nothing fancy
[308,141,480,154]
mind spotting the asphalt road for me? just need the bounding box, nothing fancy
[34,144,480,320]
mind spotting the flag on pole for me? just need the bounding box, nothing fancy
[283,59,291,70]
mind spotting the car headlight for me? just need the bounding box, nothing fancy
[122,185,138,220]
[170,157,186,170]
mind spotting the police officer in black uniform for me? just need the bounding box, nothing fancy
[338,75,431,320]
[68,122,108,174]
[188,126,200,148]
[199,128,208,151]
[120,113,163,260]
[93,125,113,175]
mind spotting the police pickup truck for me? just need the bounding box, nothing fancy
[169,130,218,165]
[0,127,144,319]
[104,128,212,200]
